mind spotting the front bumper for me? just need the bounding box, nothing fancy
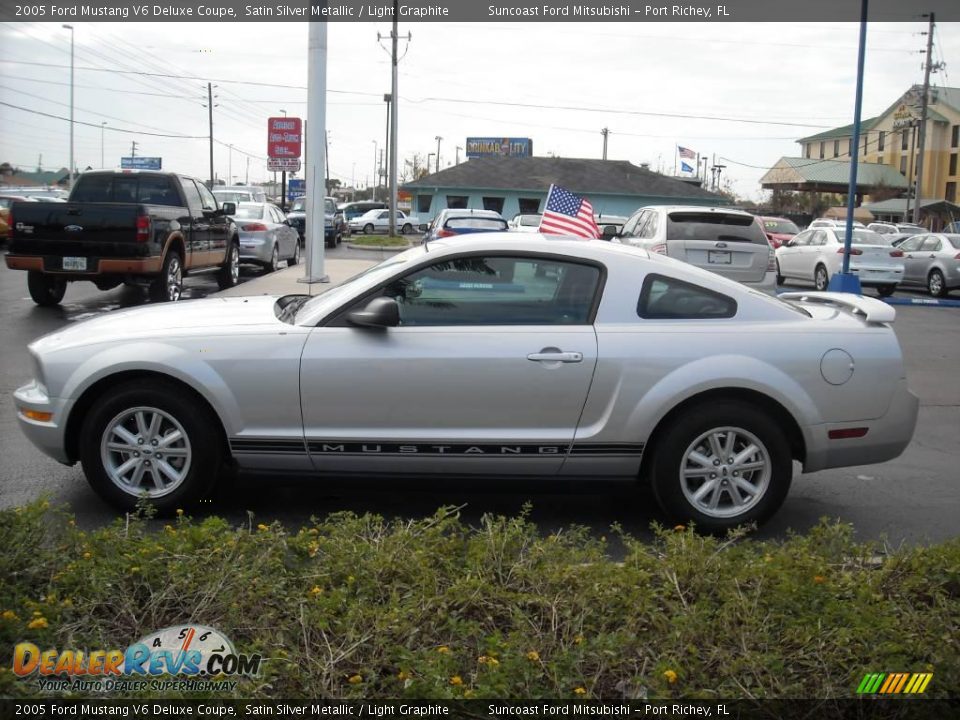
[13,380,73,465]
[803,378,919,473]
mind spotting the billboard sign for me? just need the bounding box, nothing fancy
[287,178,305,200]
[892,104,917,130]
[465,137,533,159]
[120,157,161,170]
[267,117,302,159]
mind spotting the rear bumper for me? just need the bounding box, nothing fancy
[803,379,919,473]
[851,265,903,286]
[745,271,778,294]
[5,254,162,275]
[238,236,272,263]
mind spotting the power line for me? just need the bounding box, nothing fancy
[1,102,208,139]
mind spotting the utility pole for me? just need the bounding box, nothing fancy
[228,144,233,185]
[435,136,442,173]
[906,119,918,219]
[379,6,410,238]
[456,145,462,165]
[207,82,215,188]
[325,130,331,195]
[62,24,74,189]
[913,12,941,225]
[130,141,138,158]
[300,21,329,285]
[245,156,250,185]
[372,140,378,201]
[100,122,106,168]
[601,127,609,160]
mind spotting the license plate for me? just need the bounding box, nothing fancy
[62,257,87,271]
[708,251,731,264]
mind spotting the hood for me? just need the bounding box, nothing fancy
[31,296,283,353]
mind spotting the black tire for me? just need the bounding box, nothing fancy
[649,401,793,533]
[814,264,829,291]
[876,284,896,298]
[363,223,374,235]
[775,261,784,287]
[149,250,183,302]
[78,380,223,514]
[928,269,946,298]
[216,241,240,290]
[289,240,301,266]
[263,243,280,273]
[401,223,413,235]
[27,271,67,307]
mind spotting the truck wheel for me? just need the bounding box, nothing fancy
[27,271,67,307]
[217,242,240,290]
[79,379,222,514]
[649,401,793,533]
[150,250,183,302]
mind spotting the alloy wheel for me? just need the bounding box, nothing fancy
[100,406,192,498]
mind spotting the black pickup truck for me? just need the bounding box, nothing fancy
[5,171,240,306]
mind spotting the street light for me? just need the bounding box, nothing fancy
[280,109,287,117]
[100,121,106,168]
[63,24,74,189]
[427,152,435,176]
[435,135,442,173]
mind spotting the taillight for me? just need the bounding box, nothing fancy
[837,247,862,255]
[135,214,151,243]
[889,249,904,257]
[651,243,667,254]
[954,253,960,260]
[241,223,268,232]
[436,228,455,238]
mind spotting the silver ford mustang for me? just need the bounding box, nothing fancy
[13,235,919,531]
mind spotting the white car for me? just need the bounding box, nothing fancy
[775,227,905,296]
[508,214,543,233]
[613,206,777,292]
[349,209,419,235]
[14,234,918,532]
[809,218,866,229]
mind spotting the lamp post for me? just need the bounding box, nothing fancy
[435,136,442,173]
[63,24,74,189]
[372,140,378,201]
[456,145,462,165]
[100,121,106,168]
[427,153,435,176]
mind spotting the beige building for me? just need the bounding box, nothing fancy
[797,86,960,204]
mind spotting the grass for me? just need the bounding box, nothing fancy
[0,500,957,699]
[347,235,411,248]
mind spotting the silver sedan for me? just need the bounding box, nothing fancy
[234,202,300,272]
[13,235,918,532]
[895,233,960,297]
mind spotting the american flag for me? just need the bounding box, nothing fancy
[538,184,600,239]
[677,145,697,159]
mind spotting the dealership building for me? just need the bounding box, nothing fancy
[402,156,730,222]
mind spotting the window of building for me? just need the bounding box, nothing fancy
[417,194,432,214]
[863,134,869,153]
[848,138,854,156]
[952,125,959,148]
[819,142,825,159]
[637,274,737,320]
[900,157,907,175]
[901,131,909,151]
[878,131,885,151]
[482,196,505,214]
[950,153,957,177]
[805,144,811,159]
[445,195,468,209]
[833,140,839,157]
[518,197,541,214]
[947,182,957,203]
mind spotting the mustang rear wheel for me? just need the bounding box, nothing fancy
[650,401,792,533]
[79,380,223,514]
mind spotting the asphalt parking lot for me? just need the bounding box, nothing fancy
[0,249,957,547]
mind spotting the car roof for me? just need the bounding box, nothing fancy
[439,208,504,218]
[641,205,754,217]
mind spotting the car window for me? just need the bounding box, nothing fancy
[665,212,767,244]
[369,256,601,326]
[637,274,737,320]
[811,230,827,246]
[763,218,800,234]
[234,205,264,220]
[946,236,960,249]
[620,211,644,237]
[921,237,942,252]
[445,217,509,231]
[179,178,204,215]
[639,210,659,239]
[789,230,812,247]
[324,199,337,214]
[196,182,218,212]
[899,236,923,252]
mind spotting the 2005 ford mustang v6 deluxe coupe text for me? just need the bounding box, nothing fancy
[14,235,918,531]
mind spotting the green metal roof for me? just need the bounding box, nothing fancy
[861,197,960,213]
[761,157,909,188]
[798,117,880,143]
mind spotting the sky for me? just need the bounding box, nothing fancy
[1,19,958,201]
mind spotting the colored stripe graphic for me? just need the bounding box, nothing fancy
[857,672,932,694]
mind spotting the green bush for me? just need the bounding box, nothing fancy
[0,501,957,699]
[348,236,410,247]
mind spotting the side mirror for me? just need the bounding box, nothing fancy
[601,225,618,240]
[347,297,400,329]
[221,201,236,216]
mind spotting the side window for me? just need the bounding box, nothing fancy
[378,211,389,220]
[811,230,827,246]
[137,177,177,206]
[367,256,601,326]
[639,211,659,239]
[196,182,218,212]
[620,211,643,237]
[789,230,810,247]
[899,236,923,252]
[921,237,941,252]
[179,178,204,215]
[638,274,737,320]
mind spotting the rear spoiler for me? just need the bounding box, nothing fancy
[779,291,896,324]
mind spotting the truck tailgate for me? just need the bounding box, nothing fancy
[10,202,143,257]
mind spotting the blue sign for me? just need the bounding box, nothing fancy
[465,137,533,159]
[121,157,162,170]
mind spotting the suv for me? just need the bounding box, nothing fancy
[422,208,509,242]
[286,196,343,248]
[614,205,776,292]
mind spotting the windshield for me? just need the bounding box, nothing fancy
[214,191,251,203]
[835,229,886,244]
[291,199,306,212]
[763,219,799,234]
[234,205,264,219]
[667,212,768,244]
[325,199,337,214]
[897,226,923,236]
[446,217,509,230]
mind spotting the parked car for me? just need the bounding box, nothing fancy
[809,218,866,229]
[286,196,343,248]
[508,214,543,232]
[613,206,776,292]
[775,227,904,296]
[894,233,960,297]
[234,202,301,272]
[867,222,925,237]
[5,170,239,306]
[12,187,70,201]
[349,209,419,235]
[594,214,628,239]
[339,201,388,223]
[756,216,800,249]
[1,194,38,241]
[421,208,509,242]
[213,186,267,205]
[13,235,918,531]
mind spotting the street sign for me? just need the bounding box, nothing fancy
[268,158,302,172]
[267,117,302,159]
[288,179,305,195]
[120,157,162,170]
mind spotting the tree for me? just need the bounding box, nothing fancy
[401,153,428,183]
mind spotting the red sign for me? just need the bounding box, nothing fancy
[267,117,302,159]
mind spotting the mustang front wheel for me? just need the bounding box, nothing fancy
[650,401,792,532]
[79,380,223,513]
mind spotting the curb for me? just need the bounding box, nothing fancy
[345,243,411,253]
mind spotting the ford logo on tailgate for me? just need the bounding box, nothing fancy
[64,225,84,232]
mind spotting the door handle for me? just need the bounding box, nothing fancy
[527,351,583,363]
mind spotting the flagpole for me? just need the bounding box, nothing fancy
[537,184,555,232]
